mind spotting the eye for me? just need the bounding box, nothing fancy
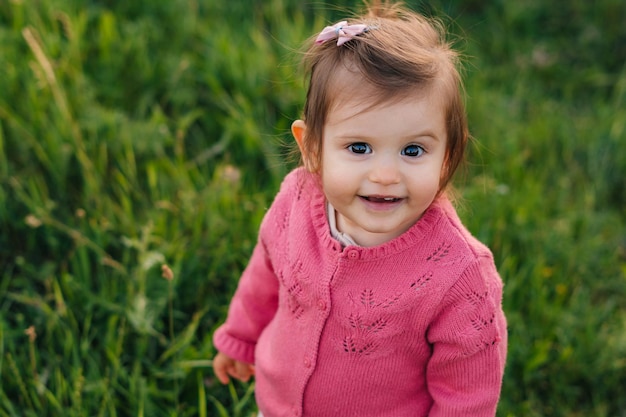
[401,144,425,158]
[348,143,372,154]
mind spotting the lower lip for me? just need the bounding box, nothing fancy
[359,196,404,211]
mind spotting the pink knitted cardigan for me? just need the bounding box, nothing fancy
[213,168,507,417]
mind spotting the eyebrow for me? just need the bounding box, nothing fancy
[334,131,442,142]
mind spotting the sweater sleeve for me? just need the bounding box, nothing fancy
[212,239,279,364]
[426,254,507,417]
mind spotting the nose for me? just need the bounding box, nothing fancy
[368,155,401,185]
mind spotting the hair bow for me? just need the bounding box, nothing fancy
[315,21,369,46]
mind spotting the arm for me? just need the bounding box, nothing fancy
[426,256,507,416]
[213,240,280,365]
[212,168,303,383]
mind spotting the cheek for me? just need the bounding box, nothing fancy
[321,164,340,192]
[321,162,356,200]
[320,147,340,181]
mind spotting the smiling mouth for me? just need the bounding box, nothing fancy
[361,196,403,203]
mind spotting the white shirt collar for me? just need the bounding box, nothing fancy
[326,202,359,247]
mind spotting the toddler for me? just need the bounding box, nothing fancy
[213,1,507,416]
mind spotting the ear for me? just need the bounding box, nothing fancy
[291,120,315,172]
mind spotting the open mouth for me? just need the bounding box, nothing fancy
[361,196,402,203]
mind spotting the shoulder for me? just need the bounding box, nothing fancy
[430,196,495,263]
[270,167,319,207]
[426,197,503,299]
[258,167,323,239]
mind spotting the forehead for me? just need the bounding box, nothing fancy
[325,67,446,126]
[325,65,447,117]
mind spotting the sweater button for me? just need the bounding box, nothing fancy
[347,248,359,259]
[317,299,327,311]
[303,357,311,368]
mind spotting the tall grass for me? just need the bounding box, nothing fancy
[1,0,625,416]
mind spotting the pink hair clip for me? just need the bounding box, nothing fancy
[315,21,370,46]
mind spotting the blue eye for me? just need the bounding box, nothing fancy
[348,143,372,154]
[401,144,424,157]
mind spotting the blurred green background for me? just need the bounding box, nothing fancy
[1,0,625,416]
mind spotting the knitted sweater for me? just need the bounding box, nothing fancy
[213,168,507,417]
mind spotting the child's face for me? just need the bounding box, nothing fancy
[318,88,447,247]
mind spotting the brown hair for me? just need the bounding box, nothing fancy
[298,0,468,192]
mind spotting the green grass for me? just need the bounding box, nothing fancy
[1,0,625,416]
